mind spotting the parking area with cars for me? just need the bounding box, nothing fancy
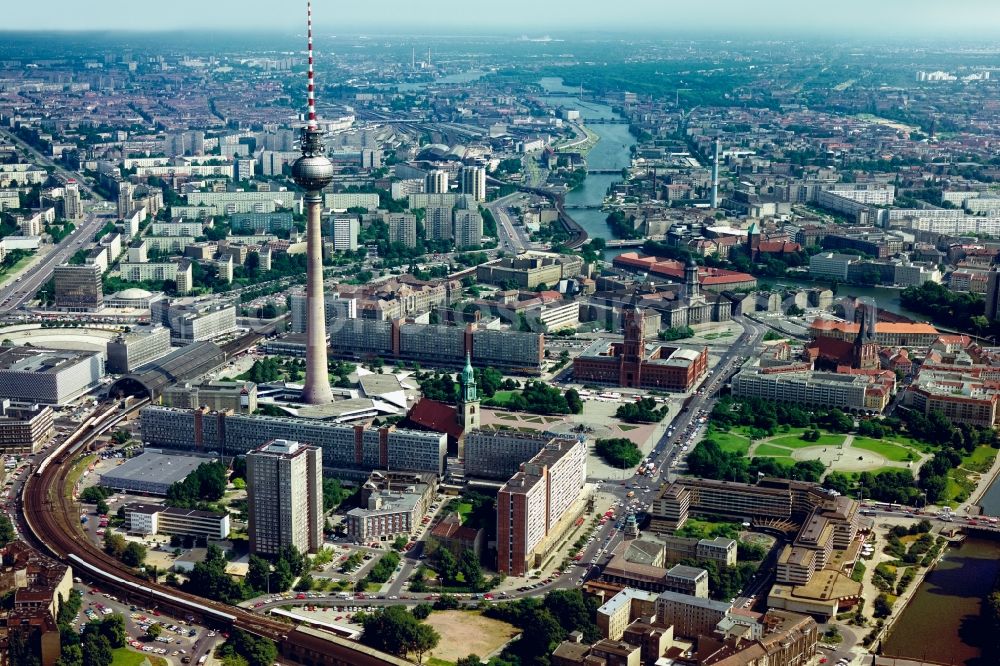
[76,583,221,665]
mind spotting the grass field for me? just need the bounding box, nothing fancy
[770,433,846,450]
[675,517,741,540]
[0,253,35,285]
[66,454,98,498]
[962,446,999,473]
[708,431,751,456]
[853,438,916,462]
[112,648,166,666]
[754,443,794,457]
[424,611,520,664]
[489,391,516,406]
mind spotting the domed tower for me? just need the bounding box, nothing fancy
[458,352,480,430]
[293,1,334,405]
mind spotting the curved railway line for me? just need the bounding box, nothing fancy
[19,400,409,664]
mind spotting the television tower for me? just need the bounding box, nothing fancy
[711,139,720,209]
[292,1,334,405]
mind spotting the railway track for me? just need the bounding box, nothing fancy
[20,401,413,664]
[21,401,291,642]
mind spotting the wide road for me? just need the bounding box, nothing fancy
[484,193,527,253]
[0,127,112,312]
[0,127,105,200]
[0,210,110,312]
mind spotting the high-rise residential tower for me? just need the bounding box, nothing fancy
[247,439,323,556]
[64,179,83,221]
[291,1,334,404]
[460,165,487,202]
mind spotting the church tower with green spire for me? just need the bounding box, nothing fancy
[459,352,480,430]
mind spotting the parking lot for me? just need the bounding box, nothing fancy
[76,583,221,665]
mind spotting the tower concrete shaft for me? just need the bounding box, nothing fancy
[711,139,720,209]
[302,189,333,404]
[292,1,334,405]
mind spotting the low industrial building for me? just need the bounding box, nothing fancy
[99,451,216,495]
[123,503,231,540]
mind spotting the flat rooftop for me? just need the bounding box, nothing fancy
[101,452,215,488]
[0,346,97,374]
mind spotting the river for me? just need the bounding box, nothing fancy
[538,77,635,252]
[882,536,1000,665]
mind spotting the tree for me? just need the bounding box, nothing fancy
[121,542,146,567]
[146,623,162,641]
[456,656,483,666]
[616,398,668,423]
[412,603,433,620]
[459,549,485,591]
[218,630,278,666]
[82,632,113,666]
[269,559,294,593]
[595,438,643,468]
[323,478,349,511]
[393,535,409,551]
[0,514,14,547]
[277,544,306,577]
[565,388,583,415]
[103,532,126,559]
[659,325,694,341]
[247,555,271,593]
[411,623,440,664]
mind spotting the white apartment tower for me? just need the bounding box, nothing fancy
[247,439,323,556]
[425,170,449,194]
[460,166,487,202]
[64,180,83,221]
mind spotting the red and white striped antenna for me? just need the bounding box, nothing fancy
[306,0,317,129]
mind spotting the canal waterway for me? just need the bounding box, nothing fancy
[882,536,1000,664]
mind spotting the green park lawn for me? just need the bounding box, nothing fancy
[112,648,166,666]
[753,443,794,458]
[488,391,516,406]
[769,433,846,450]
[943,469,975,506]
[708,430,751,456]
[961,445,999,473]
[0,254,34,284]
[674,517,742,540]
[852,438,917,463]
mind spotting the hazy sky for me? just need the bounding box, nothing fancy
[4,0,1000,35]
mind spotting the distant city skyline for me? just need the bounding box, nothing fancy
[3,0,1000,36]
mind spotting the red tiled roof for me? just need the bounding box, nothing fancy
[807,336,855,364]
[756,241,802,254]
[404,399,463,441]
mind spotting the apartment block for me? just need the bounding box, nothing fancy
[139,406,448,475]
[0,401,55,453]
[106,324,172,373]
[247,439,323,556]
[124,503,231,540]
[497,438,586,576]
